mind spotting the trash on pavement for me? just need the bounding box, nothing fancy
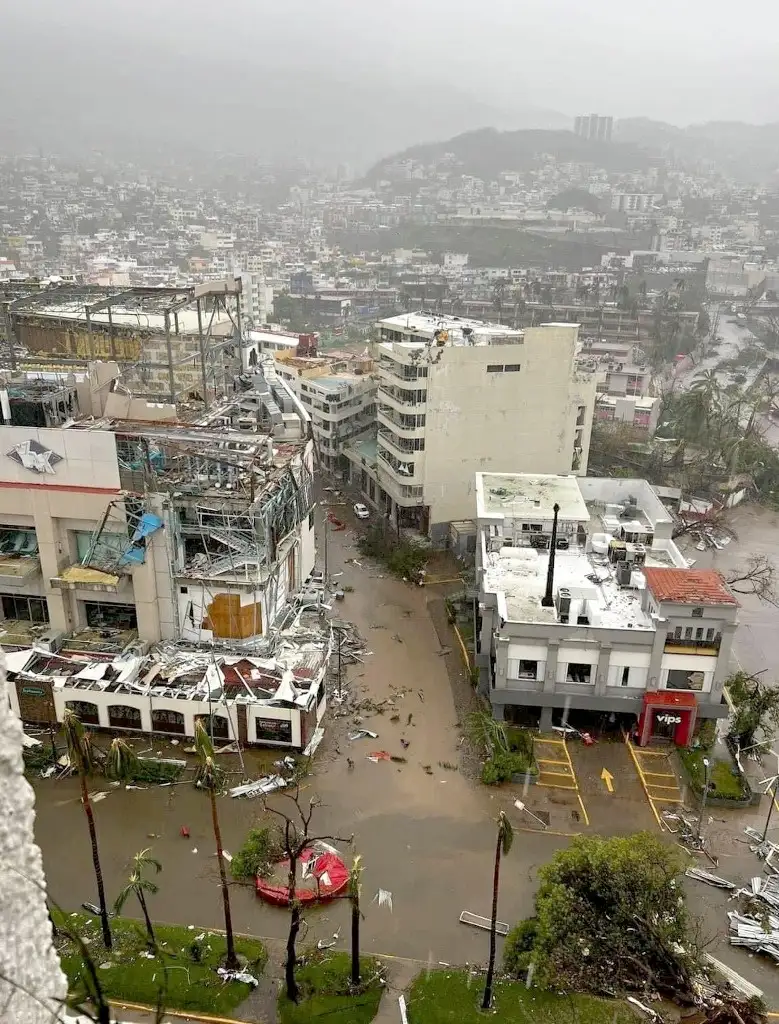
[366,751,392,762]
[459,910,509,935]
[217,967,259,987]
[349,729,378,741]
[374,889,393,911]
[228,774,287,798]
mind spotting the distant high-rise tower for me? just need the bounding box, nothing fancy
[574,114,613,142]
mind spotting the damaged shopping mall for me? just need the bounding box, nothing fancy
[0,337,333,748]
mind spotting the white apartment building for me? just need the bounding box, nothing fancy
[235,271,274,327]
[271,351,377,474]
[345,313,596,541]
[476,473,737,743]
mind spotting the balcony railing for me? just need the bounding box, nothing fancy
[378,384,426,408]
[377,406,424,434]
[377,447,417,481]
[378,427,421,455]
[664,635,721,655]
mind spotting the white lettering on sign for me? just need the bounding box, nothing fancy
[656,713,682,725]
[7,439,63,474]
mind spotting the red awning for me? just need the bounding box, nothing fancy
[642,690,697,709]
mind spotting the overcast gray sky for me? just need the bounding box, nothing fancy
[2,0,778,163]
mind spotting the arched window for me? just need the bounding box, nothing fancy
[107,705,142,730]
[65,700,99,725]
[197,714,229,740]
[151,708,185,735]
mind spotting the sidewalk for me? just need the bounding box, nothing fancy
[373,956,421,1024]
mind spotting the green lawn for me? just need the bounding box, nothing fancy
[407,970,638,1024]
[54,911,266,1017]
[278,951,384,1024]
[680,748,745,800]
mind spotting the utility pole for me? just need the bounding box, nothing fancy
[763,776,779,842]
[323,508,329,585]
[337,628,343,699]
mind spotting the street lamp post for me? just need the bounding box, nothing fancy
[696,757,710,842]
[763,776,779,843]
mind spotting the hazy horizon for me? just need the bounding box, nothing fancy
[2,0,778,166]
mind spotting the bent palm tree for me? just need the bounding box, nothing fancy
[482,811,514,1010]
[114,848,162,950]
[195,722,239,970]
[63,709,112,950]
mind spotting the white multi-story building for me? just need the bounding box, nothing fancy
[236,271,274,327]
[476,473,737,742]
[345,312,596,541]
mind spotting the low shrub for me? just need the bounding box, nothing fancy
[504,917,538,976]
[231,825,285,881]
[482,750,535,785]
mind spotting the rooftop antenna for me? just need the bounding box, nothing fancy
[541,503,560,608]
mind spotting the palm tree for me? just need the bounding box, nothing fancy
[62,709,112,950]
[481,811,514,1011]
[114,848,162,950]
[194,722,239,970]
[348,855,363,987]
[105,736,138,781]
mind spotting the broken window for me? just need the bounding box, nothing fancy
[566,663,592,684]
[84,603,138,631]
[197,714,230,740]
[620,666,630,686]
[517,659,538,679]
[255,717,293,743]
[0,528,38,556]
[65,700,99,725]
[108,705,142,730]
[151,709,185,735]
[1,594,48,623]
[666,668,704,691]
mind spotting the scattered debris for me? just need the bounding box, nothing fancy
[349,729,379,741]
[626,996,660,1021]
[390,714,400,723]
[228,775,287,798]
[221,850,233,863]
[459,910,509,935]
[317,928,341,950]
[437,647,452,657]
[303,727,325,757]
[400,738,410,749]
[392,634,403,643]
[217,967,259,987]
[438,761,458,771]
[367,751,392,762]
[374,889,393,911]
[421,764,433,775]
[390,755,407,764]
[685,868,735,889]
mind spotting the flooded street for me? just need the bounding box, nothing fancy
[32,505,564,969]
[30,500,779,1003]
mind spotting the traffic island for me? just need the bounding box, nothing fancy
[55,911,267,1018]
[277,951,384,1024]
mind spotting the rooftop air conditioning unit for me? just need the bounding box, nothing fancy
[555,587,571,623]
[34,629,65,653]
[616,562,633,586]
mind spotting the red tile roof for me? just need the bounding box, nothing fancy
[643,567,738,606]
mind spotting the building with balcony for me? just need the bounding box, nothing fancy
[595,394,660,434]
[344,312,596,541]
[267,349,377,474]
[476,472,738,743]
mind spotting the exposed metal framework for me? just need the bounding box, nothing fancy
[4,283,244,405]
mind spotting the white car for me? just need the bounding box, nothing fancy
[353,502,370,520]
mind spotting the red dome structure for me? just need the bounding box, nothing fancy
[256,847,349,906]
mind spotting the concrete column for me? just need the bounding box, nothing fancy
[543,641,559,694]
[594,643,610,696]
[32,493,70,631]
[96,700,110,729]
[540,706,554,731]
[647,620,667,691]
[491,702,506,722]
[139,701,153,734]
[713,623,737,692]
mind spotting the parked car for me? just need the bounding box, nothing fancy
[353,503,370,520]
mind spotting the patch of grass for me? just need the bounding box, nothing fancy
[680,748,746,800]
[54,911,266,1016]
[278,951,384,1024]
[407,969,637,1024]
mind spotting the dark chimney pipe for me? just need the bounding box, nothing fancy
[541,503,560,607]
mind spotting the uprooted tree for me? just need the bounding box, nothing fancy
[504,833,701,998]
[727,671,779,751]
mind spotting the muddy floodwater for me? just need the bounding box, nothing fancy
[29,501,779,1003]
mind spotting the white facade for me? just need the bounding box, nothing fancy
[237,271,274,327]
[361,313,596,539]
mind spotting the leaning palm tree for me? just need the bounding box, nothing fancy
[62,709,112,950]
[482,811,514,1010]
[194,722,239,970]
[105,736,138,781]
[114,848,162,950]
[348,855,363,988]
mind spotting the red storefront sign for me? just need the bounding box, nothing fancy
[636,690,697,747]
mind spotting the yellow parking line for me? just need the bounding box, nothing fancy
[537,737,567,746]
[533,736,590,826]
[643,771,677,778]
[539,769,575,777]
[625,732,663,828]
[647,783,683,791]
[537,758,570,766]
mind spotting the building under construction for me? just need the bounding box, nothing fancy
[2,281,244,405]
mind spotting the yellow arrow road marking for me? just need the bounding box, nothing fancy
[600,767,615,793]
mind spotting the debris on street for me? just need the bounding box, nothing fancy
[374,889,393,911]
[228,774,287,798]
[459,910,509,935]
[349,729,378,741]
[685,867,736,889]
